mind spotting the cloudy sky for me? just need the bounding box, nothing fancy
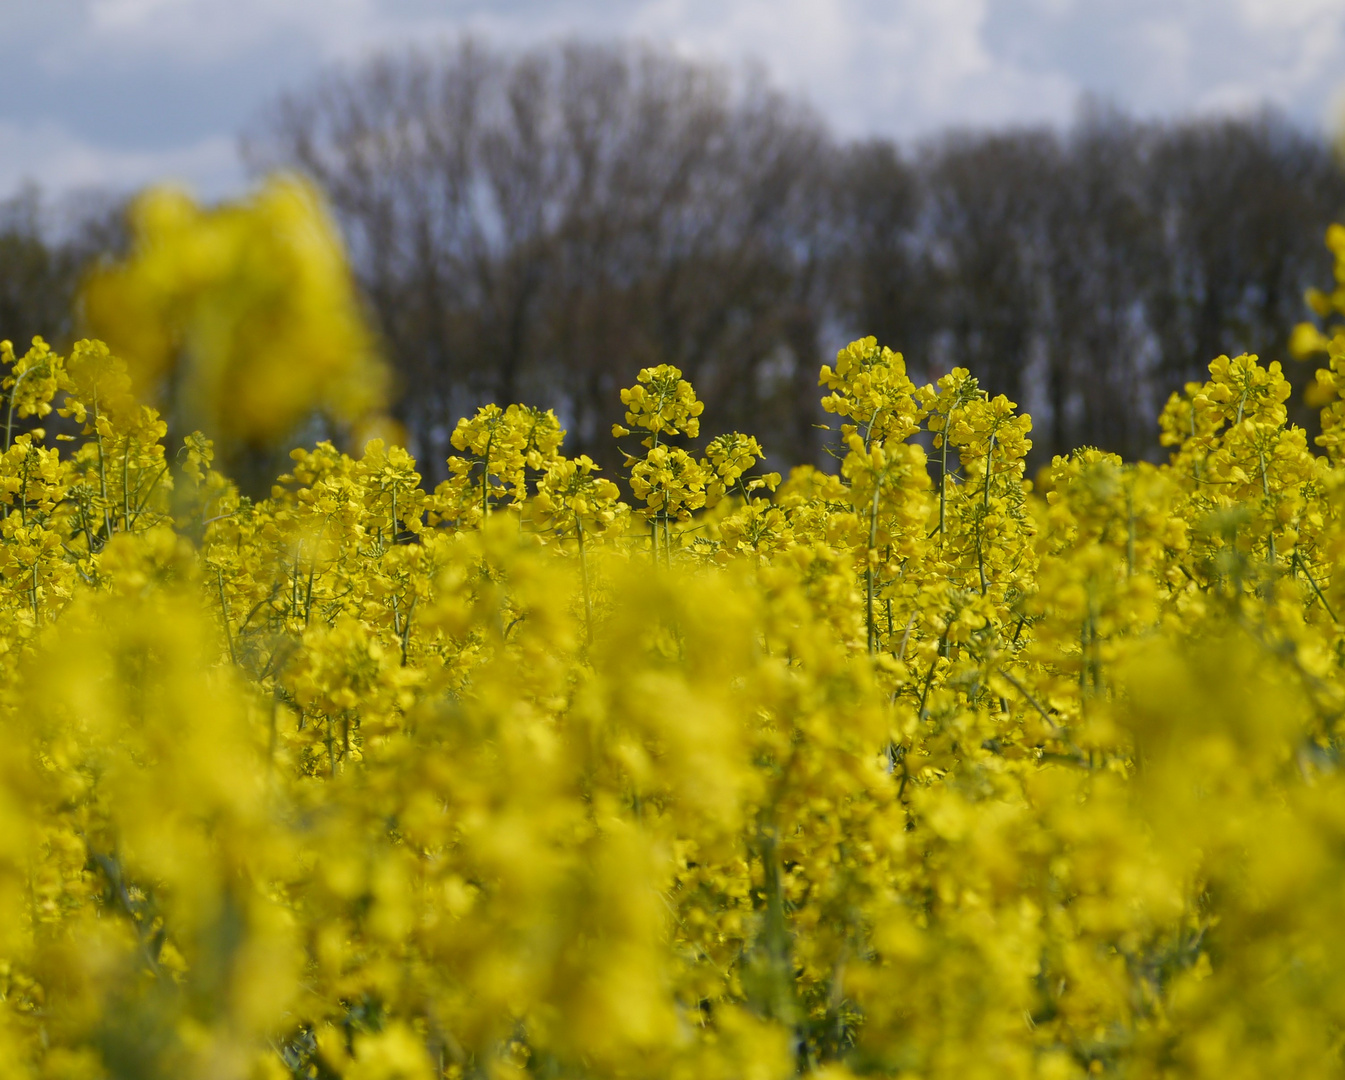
[4,0,1345,201]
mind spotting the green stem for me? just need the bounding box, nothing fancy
[1258,448,1276,565]
[1125,485,1135,578]
[122,436,131,532]
[4,367,33,452]
[917,628,950,720]
[977,431,997,596]
[938,415,950,540]
[866,483,881,654]
[399,594,416,666]
[91,389,113,539]
[998,667,1061,734]
[1294,552,1340,623]
[216,568,236,665]
[481,433,493,521]
[577,515,593,645]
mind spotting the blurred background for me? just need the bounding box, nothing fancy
[7,0,1345,476]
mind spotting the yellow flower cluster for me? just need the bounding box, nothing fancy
[81,176,387,447]
[7,231,1345,1078]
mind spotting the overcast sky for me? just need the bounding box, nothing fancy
[4,0,1345,202]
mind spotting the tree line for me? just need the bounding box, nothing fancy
[10,39,1345,477]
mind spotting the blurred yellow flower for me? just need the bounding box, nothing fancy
[81,174,387,447]
[1,224,1345,1079]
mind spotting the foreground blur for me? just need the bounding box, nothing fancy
[4,184,1345,1079]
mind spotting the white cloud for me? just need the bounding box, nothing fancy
[597,0,1080,136]
[5,0,1345,198]
[1237,0,1342,31]
[0,119,241,201]
[58,0,356,66]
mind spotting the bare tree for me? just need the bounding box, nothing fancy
[1144,112,1345,438]
[246,39,832,477]
[829,107,1345,466]
[0,186,98,353]
[0,41,1328,476]
[1040,107,1161,458]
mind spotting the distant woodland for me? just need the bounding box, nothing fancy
[9,40,1345,477]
